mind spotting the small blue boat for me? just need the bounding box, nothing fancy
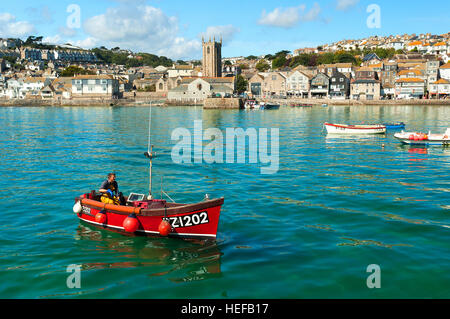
[384,122,406,129]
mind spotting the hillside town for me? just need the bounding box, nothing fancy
[0,32,450,105]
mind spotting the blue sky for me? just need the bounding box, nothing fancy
[0,0,449,59]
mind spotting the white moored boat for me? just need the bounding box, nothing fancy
[394,128,450,146]
[324,123,386,135]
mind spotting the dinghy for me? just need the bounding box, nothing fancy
[324,123,386,135]
[384,122,406,130]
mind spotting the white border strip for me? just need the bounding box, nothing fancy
[79,217,216,238]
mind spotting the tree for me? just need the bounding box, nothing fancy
[272,55,287,69]
[246,55,258,60]
[335,52,357,64]
[60,65,95,77]
[224,60,232,66]
[235,74,248,94]
[255,60,270,72]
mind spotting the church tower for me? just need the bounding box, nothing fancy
[202,36,222,78]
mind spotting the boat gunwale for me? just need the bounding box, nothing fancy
[77,197,225,217]
[324,122,386,130]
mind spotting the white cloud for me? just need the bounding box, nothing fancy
[0,13,35,38]
[74,37,99,49]
[258,6,304,28]
[199,25,240,43]
[258,3,322,28]
[81,5,200,59]
[302,3,322,22]
[336,0,360,11]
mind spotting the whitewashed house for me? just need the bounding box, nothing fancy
[429,79,450,99]
[71,75,119,98]
[439,62,450,80]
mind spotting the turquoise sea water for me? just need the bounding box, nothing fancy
[0,105,449,299]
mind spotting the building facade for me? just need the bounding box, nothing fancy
[167,77,234,102]
[72,75,119,98]
[329,71,350,99]
[286,70,311,98]
[310,73,330,98]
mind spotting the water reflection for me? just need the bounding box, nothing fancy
[76,224,223,283]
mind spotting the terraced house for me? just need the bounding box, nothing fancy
[286,70,311,98]
[395,78,426,99]
[329,71,350,99]
[350,67,381,100]
[310,73,330,98]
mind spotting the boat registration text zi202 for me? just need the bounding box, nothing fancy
[169,212,209,228]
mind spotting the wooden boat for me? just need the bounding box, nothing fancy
[384,122,406,129]
[74,193,224,239]
[394,128,450,146]
[324,123,386,135]
[73,105,224,239]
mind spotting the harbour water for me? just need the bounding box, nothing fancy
[0,105,449,299]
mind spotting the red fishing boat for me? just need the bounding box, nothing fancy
[73,194,224,239]
[73,106,224,239]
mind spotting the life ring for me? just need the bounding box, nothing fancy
[444,135,449,140]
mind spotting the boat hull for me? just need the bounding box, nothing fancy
[324,123,386,135]
[384,123,405,130]
[75,196,224,239]
[395,138,449,146]
[394,131,450,146]
[260,104,280,110]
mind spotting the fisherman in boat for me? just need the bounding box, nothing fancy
[99,173,125,205]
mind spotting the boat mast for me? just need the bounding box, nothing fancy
[146,103,154,200]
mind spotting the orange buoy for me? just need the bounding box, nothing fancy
[123,213,139,233]
[95,210,107,224]
[158,220,172,237]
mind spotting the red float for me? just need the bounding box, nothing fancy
[123,214,140,233]
[158,220,172,236]
[95,211,107,224]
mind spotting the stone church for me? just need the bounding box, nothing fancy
[202,37,222,78]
